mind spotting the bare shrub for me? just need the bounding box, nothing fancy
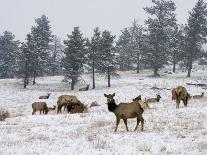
[0,109,9,121]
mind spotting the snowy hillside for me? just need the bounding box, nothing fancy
[0,70,207,155]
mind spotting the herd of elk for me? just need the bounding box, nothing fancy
[30,84,204,132]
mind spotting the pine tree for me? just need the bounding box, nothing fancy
[97,30,116,87]
[129,20,144,73]
[30,15,52,84]
[169,25,185,73]
[49,35,64,76]
[116,28,133,71]
[87,27,101,89]
[144,0,177,76]
[17,34,35,88]
[185,0,207,77]
[62,27,86,90]
[0,31,19,78]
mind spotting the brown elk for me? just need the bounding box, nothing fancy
[57,95,79,113]
[104,93,144,132]
[192,92,204,99]
[39,93,51,99]
[133,96,150,110]
[32,102,49,115]
[174,86,190,108]
[79,84,90,91]
[146,94,161,103]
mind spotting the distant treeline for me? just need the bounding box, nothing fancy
[0,0,207,89]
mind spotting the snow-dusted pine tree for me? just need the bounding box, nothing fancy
[48,35,64,76]
[169,24,185,73]
[143,0,177,76]
[116,28,133,71]
[98,30,116,87]
[87,27,102,89]
[62,27,86,90]
[129,20,145,73]
[30,15,52,84]
[184,0,207,77]
[0,31,19,78]
[18,34,35,88]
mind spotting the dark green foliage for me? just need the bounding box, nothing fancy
[0,31,19,78]
[143,0,177,76]
[62,27,86,90]
[184,0,207,77]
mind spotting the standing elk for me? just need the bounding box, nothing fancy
[39,93,51,99]
[104,93,144,132]
[173,86,190,108]
[32,102,49,115]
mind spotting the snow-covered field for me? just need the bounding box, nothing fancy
[0,70,207,155]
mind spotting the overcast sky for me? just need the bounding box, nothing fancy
[0,0,200,41]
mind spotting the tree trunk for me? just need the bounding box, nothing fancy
[187,58,192,77]
[92,59,95,89]
[107,67,111,87]
[24,62,28,88]
[187,68,191,77]
[153,68,159,77]
[71,78,75,90]
[33,69,36,85]
[136,53,140,73]
[173,62,176,73]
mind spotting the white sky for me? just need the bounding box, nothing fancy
[0,0,200,41]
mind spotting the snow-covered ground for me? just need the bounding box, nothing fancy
[0,70,207,155]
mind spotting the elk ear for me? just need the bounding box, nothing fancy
[112,93,115,97]
[104,94,107,97]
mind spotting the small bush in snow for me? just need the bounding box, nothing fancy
[0,109,9,121]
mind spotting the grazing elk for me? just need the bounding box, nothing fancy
[32,102,49,115]
[192,92,204,99]
[173,86,190,108]
[39,93,51,99]
[104,93,144,132]
[146,94,161,103]
[67,101,87,113]
[79,84,90,91]
[57,95,79,113]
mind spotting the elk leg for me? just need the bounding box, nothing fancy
[176,100,180,109]
[134,117,140,131]
[114,117,120,132]
[57,105,62,114]
[184,98,187,107]
[32,109,36,115]
[123,118,129,131]
[137,114,144,131]
[40,110,42,114]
